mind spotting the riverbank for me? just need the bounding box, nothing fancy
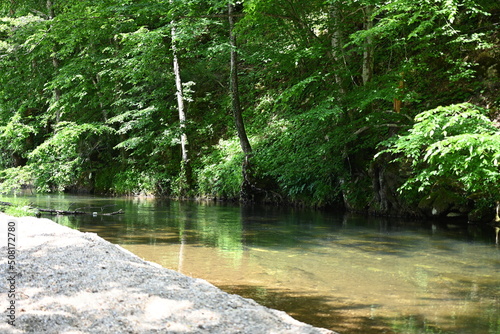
[0,213,334,333]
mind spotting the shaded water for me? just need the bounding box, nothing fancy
[4,194,499,333]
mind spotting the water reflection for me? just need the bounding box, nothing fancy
[2,194,499,334]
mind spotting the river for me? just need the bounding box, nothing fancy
[3,194,499,334]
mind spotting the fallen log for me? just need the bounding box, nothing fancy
[33,207,124,216]
[102,209,124,216]
[37,208,88,215]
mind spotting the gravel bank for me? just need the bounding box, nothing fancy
[0,213,336,334]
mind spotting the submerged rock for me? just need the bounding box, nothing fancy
[418,188,469,218]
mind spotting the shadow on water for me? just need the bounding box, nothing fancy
[219,282,500,334]
[218,284,397,334]
[333,234,422,257]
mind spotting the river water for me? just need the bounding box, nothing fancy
[4,194,499,333]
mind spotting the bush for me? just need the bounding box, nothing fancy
[28,122,114,192]
[111,168,159,195]
[194,138,243,199]
[380,103,500,207]
[0,166,34,194]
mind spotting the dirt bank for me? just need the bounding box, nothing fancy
[0,213,335,333]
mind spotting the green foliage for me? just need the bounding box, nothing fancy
[4,205,37,217]
[111,168,159,196]
[0,166,34,194]
[0,0,498,214]
[383,104,497,161]
[254,102,345,205]
[347,0,494,110]
[195,138,244,199]
[250,69,410,205]
[0,199,37,217]
[381,103,500,204]
[28,122,114,192]
[0,112,37,167]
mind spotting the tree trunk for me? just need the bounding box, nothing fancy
[228,2,254,201]
[47,0,61,125]
[329,3,346,95]
[52,57,62,124]
[171,19,188,165]
[92,76,108,121]
[362,5,374,86]
[393,75,404,112]
[171,1,191,194]
[47,0,55,18]
[9,0,15,16]
[228,3,252,156]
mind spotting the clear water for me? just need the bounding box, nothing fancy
[3,194,499,334]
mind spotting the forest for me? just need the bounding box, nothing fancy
[0,0,499,221]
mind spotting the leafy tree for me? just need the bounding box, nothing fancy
[380,103,500,211]
[348,0,495,112]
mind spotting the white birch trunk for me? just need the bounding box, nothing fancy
[170,6,188,164]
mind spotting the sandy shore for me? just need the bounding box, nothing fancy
[0,213,335,333]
